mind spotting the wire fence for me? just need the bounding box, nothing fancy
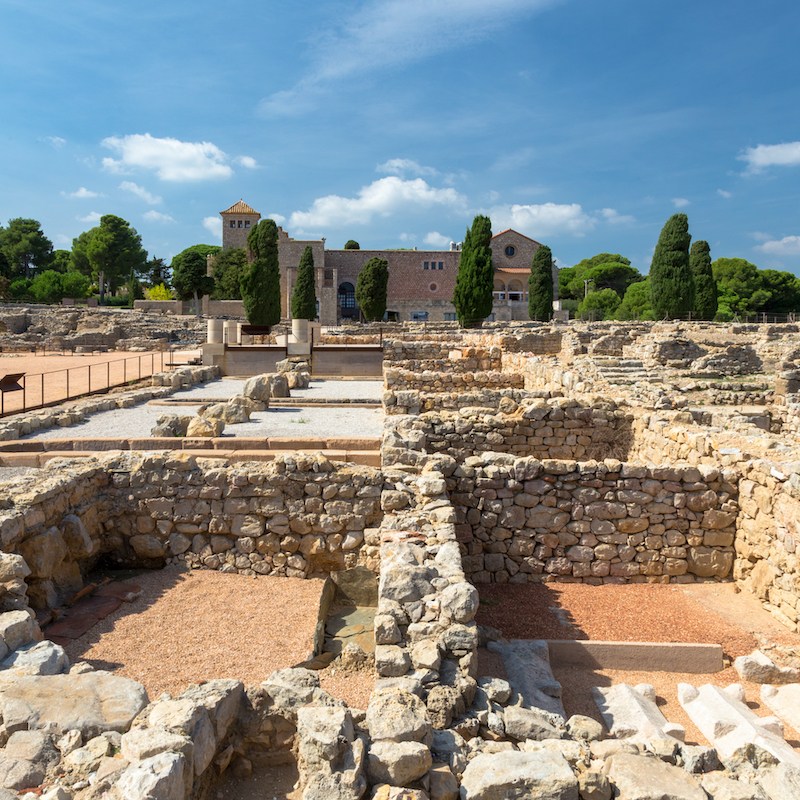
[0,351,174,417]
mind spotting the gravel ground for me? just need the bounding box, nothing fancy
[58,566,374,709]
[171,378,383,402]
[0,466,39,481]
[25,403,384,441]
[60,567,326,698]
[476,581,800,750]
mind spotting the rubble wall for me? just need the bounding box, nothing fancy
[0,453,384,611]
[452,454,738,584]
[382,398,634,466]
[735,460,800,631]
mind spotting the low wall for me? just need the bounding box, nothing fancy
[384,367,523,393]
[383,398,634,466]
[311,346,383,377]
[453,454,739,584]
[0,453,384,610]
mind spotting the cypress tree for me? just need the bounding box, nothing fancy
[241,219,281,326]
[649,213,694,319]
[355,257,389,321]
[291,245,317,320]
[689,240,718,320]
[452,214,493,327]
[528,245,554,321]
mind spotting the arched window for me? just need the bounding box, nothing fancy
[338,282,355,308]
[493,278,506,300]
[508,279,524,302]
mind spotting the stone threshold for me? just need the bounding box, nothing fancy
[547,639,724,673]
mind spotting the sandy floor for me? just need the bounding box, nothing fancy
[60,567,326,698]
[476,581,800,750]
[0,350,170,414]
[56,566,375,710]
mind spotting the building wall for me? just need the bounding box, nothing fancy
[221,211,261,250]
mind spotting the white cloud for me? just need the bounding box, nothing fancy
[289,177,466,230]
[63,187,100,199]
[143,210,175,223]
[101,134,233,182]
[120,181,162,205]
[237,155,259,169]
[44,136,66,149]
[260,0,559,114]
[424,231,451,248]
[489,202,596,237]
[203,216,222,240]
[600,208,635,225]
[377,158,437,178]
[717,188,733,199]
[672,197,690,208]
[740,141,800,172]
[757,235,800,256]
[78,212,102,224]
[267,213,287,225]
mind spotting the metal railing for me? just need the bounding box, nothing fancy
[0,351,173,417]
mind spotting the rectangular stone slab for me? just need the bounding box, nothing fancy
[548,640,723,673]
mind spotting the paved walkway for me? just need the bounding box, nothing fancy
[24,379,385,441]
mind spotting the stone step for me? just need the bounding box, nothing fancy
[593,683,685,744]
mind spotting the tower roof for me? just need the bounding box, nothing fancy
[220,199,260,216]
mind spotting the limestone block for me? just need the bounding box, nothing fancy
[129,535,166,560]
[459,750,577,800]
[60,514,96,558]
[366,689,431,744]
[700,771,767,800]
[0,640,68,676]
[114,752,186,800]
[687,547,733,578]
[593,683,684,743]
[185,416,224,437]
[0,672,148,737]
[367,740,432,786]
[760,684,800,734]
[19,527,68,579]
[678,683,800,768]
[0,611,40,655]
[503,705,563,742]
[735,651,800,684]
[603,752,706,800]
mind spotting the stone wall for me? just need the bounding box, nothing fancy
[451,454,738,584]
[0,453,384,611]
[735,459,800,631]
[383,397,634,467]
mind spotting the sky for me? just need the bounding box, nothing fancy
[1,0,800,274]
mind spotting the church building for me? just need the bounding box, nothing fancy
[220,200,543,325]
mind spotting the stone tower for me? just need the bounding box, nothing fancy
[220,200,261,250]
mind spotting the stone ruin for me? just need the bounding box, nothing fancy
[0,320,799,798]
[0,307,204,352]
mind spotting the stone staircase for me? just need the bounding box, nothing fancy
[593,356,662,387]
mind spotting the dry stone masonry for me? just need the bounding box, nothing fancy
[1,319,800,797]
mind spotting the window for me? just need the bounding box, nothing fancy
[229,220,236,228]
[505,245,516,257]
[429,283,438,292]
[244,220,251,228]
[423,261,430,270]
[324,268,334,287]
[437,261,444,270]
[444,312,457,321]
[411,310,429,321]
[338,282,356,309]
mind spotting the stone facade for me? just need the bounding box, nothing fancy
[218,201,543,323]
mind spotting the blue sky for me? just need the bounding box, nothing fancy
[2,0,800,273]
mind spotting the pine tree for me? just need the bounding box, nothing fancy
[355,257,388,321]
[241,219,281,326]
[452,215,493,327]
[528,245,554,321]
[689,240,718,320]
[649,213,694,319]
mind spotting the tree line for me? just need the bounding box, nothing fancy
[3,212,798,324]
